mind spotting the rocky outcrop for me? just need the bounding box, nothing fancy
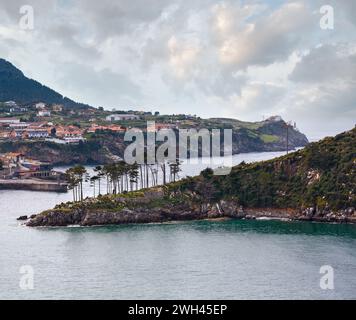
[26,194,356,227]
[27,208,206,227]
[26,188,243,227]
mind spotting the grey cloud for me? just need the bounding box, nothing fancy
[290,44,356,83]
[44,24,101,61]
[212,1,316,70]
[54,62,143,108]
[75,0,171,39]
[0,0,355,139]
[0,0,56,22]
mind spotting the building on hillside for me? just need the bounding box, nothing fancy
[9,106,29,113]
[52,104,63,112]
[63,136,86,144]
[4,101,17,107]
[9,130,22,139]
[53,126,85,144]
[106,114,140,122]
[266,115,283,123]
[0,131,10,139]
[22,128,50,139]
[0,152,25,169]
[55,125,83,138]
[35,102,47,110]
[9,123,30,130]
[0,118,21,124]
[0,154,58,179]
[37,110,51,117]
[87,124,126,133]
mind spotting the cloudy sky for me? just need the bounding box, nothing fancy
[0,0,355,140]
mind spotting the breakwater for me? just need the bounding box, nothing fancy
[0,179,68,192]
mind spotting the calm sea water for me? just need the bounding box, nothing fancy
[1,151,355,299]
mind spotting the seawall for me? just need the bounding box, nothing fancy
[0,179,68,193]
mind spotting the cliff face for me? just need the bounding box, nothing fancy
[206,117,309,154]
[0,119,308,165]
[0,139,124,165]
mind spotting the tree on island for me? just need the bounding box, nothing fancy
[65,165,88,202]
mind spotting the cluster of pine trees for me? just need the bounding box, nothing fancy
[65,160,182,202]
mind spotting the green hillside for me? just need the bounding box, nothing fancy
[176,127,356,210]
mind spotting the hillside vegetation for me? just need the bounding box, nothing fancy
[174,127,356,210]
[0,59,91,109]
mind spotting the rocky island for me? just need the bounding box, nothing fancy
[26,127,356,227]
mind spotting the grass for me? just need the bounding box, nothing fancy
[260,134,279,143]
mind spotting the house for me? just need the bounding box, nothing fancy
[52,104,63,112]
[87,124,126,133]
[53,125,85,144]
[4,101,17,107]
[37,110,51,117]
[0,152,25,168]
[106,114,140,122]
[266,115,283,123]
[9,130,21,139]
[23,128,49,139]
[0,118,21,124]
[2,101,29,113]
[35,102,47,109]
[55,125,83,138]
[9,122,30,130]
[9,106,29,113]
[0,131,11,139]
[63,136,86,144]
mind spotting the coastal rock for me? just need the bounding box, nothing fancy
[17,215,28,221]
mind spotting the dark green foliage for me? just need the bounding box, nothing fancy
[0,59,91,109]
[177,128,356,210]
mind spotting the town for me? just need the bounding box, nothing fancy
[0,151,67,192]
[0,100,194,144]
[0,100,197,191]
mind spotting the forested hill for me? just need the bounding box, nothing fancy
[177,127,356,210]
[0,59,92,109]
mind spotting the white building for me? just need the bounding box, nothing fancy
[266,115,283,123]
[4,101,18,107]
[26,129,49,138]
[9,123,29,130]
[0,118,21,124]
[37,110,51,117]
[106,114,140,122]
[35,102,47,109]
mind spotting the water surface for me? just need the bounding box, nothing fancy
[1,151,355,299]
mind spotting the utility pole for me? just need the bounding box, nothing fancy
[286,122,289,154]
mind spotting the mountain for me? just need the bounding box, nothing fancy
[0,59,92,109]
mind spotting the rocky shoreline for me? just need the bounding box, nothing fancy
[24,190,356,227]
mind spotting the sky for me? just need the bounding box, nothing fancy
[0,0,355,140]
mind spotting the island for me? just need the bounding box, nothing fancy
[26,127,355,227]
